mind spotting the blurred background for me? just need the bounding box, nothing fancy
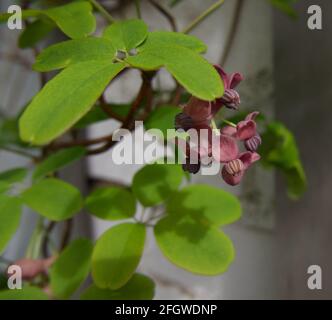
[0,0,331,299]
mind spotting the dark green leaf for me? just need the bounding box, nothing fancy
[0,168,28,184]
[132,163,183,207]
[21,178,83,221]
[0,195,22,253]
[81,273,154,300]
[33,147,86,182]
[86,187,136,220]
[19,61,125,145]
[50,238,93,299]
[92,223,146,289]
[0,286,48,300]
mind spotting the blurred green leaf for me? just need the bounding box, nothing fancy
[132,163,183,207]
[92,223,146,290]
[144,105,181,137]
[81,273,155,300]
[19,61,125,145]
[0,286,48,300]
[140,31,207,53]
[86,187,136,220]
[166,184,242,226]
[261,121,307,199]
[33,147,86,182]
[50,238,93,299]
[0,168,28,184]
[0,195,22,253]
[21,178,83,221]
[18,19,55,49]
[267,0,298,18]
[33,38,116,72]
[126,44,223,100]
[103,19,148,51]
[154,215,234,275]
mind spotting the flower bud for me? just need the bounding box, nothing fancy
[244,134,262,152]
[225,159,244,176]
[220,89,241,110]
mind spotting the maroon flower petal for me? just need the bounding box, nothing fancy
[183,97,211,122]
[229,72,244,89]
[220,125,237,137]
[222,165,244,186]
[245,111,259,121]
[239,151,261,169]
[212,134,239,163]
[236,120,256,140]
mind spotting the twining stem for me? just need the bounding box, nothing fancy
[182,0,225,34]
[89,0,115,23]
[134,0,142,19]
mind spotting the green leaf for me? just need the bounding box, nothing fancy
[0,168,28,184]
[86,187,136,220]
[0,195,22,253]
[144,105,181,137]
[50,238,93,299]
[103,19,148,51]
[0,286,48,300]
[19,61,125,145]
[132,163,183,207]
[33,147,86,182]
[33,38,116,72]
[268,0,298,18]
[21,178,83,221]
[81,273,154,300]
[74,106,108,129]
[166,184,241,226]
[155,215,234,275]
[261,121,307,199]
[92,223,146,290]
[44,2,96,39]
[0,118,21,147]
[0,181,10,194]
[127,45,223,100]
[140,31,207,53]
[18,19,55,49]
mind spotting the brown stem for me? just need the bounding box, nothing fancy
[220,0,244,66]
[148,0,178,31]
[42,221,56,257]
[100,97,125,122]
[60,219,73,251]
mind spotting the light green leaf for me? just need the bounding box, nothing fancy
[86,187,136,220]
[268,0,298,18]
[44,2,96,39]
[92,223,146,290]
[50,238,93,299]
[19,19,55,49]
[140,31,207,53]
[155,215,235,275]
[81,273,154,300]
[0,286,48,300]
[21,178,83,221]
[132,163,183,207]
[166,184,241,226]
[127,45,223,100]
[144,105,181,137]
[0,168,28,184]
[0,195,22,253]
[33,147,86,182]
[33,38,116,72]
[103,19,148,51]
[0,181,10,194]
[19,61,125,145]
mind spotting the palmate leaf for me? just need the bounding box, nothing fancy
[92,223,146,290]
[81,273,155,300]
[19,61,125,145]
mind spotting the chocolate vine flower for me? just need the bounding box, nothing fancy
[175,65,244,131]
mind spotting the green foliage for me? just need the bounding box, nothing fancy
[155,215,234,275]
[267,0,299,18]
[92,223,146,290]
[132,163,183,207]
[86,187,136,220]
[0,195,22,253]
[19,61,125,145]
[0,168,28,184]
[50,238,93,299]
[33,38,116,72]
[103,19,148,51]
[166,184,242,226]
[21,178,83,221]
[0,286,48,300]
[144,105,181,137]
[33,147,86,182]
[18,19,55,49]
[81,273,155,300]
[261,121,307,199]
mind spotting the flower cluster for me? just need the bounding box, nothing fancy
[175,65,262,186]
